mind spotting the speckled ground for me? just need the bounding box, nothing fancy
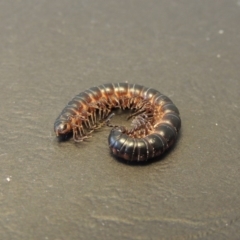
[0,0,240,239]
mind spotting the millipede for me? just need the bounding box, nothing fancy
[54,83,181,162]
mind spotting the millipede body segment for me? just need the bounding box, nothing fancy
[54,83,181,162]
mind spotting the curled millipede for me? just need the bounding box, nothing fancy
[54,83,181,162]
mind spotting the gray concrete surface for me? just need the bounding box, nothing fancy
[0,0,240,239]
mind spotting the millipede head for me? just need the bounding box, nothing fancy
[54,121,71,137]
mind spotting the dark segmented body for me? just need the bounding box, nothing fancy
[54,83,181,162]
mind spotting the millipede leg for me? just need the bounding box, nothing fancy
[105,113,117,128]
